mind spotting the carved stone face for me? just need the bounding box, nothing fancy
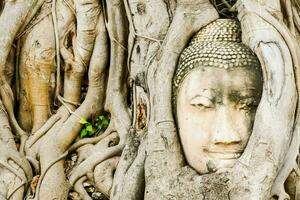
[176,66,262,174]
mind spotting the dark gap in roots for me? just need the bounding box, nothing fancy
[102,0,108,23]
[84,183,109,200]
[127,82,133,111]
[108,136,120,147]
[81,73,89,102]
[65,153,78,176]
[271,195,279,200]
[0,1,4,14]
[68,187,109,200]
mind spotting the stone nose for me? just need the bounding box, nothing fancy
[211,106,241,145]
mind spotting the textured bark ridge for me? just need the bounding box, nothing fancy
[0,0,299,199]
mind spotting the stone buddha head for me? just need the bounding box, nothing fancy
[173,19,263,175]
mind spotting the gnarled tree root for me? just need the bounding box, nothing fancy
[69,144,124,186]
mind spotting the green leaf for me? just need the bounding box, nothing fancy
[79,118,88,124]
[80,129,88,138]
[87,126,95,136]
[98,124,103,130]
[102,119,109,125]
[99,116,105,120]
[86,125,94,132]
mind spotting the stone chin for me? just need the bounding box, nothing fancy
[185,149,243,174]
[205,153,242,173]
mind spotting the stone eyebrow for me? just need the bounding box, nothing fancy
[189,95,213,101]
[187,88,221,102]
[228,89,259,102]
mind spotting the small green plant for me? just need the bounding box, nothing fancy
[79,115,110,138]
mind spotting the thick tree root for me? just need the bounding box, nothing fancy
[69,143,124,186]
[0,100,32,200]
[32,4,109,198]
[75,131,119,164]
[294,7,300,33]
[34,151,68,200]
[0,145,32,185]
[94,156,120,197]
[110,129,145,200]
[228,0,300,199]
[0,84,28,152]
[7,180,25,200]
[26,156,40,174]
[0,160,26,187]
[0,147,28,199]
[0,1,43,151]
[74,177,92,200]
[25,107,70,149]
[69,129,120,199]
[24,106,71,161]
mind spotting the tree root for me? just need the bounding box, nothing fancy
[27,114,62,148]
[69,128,121,199]
[75,131,119,163]
[0,0,44,155]
[34,151,68,200]
[25,106,70,149]
[293,7,300,33]
[24,106,71,161]
[110,130,146,200]
[33,4,109,198]
[102,0,130,144]
[271,184,291,200]
[7,180,26,200]
[69,144,124,186]
[0,156,28,199]
[74,177,92,200]
[271,137,300,200]
[0,144,32,186]
[229,0,300,199]
[0,84,28,151]
[26,156,40,174]
[64,1,132,197]
[0,100,31,199]
[94,156,120,197]
[0,160,26,187]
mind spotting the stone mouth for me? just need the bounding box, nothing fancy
[205,150,243,160]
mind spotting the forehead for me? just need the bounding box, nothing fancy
[180,67,262,97]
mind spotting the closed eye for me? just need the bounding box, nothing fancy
[191,103,212,109]
[190,96,214,110]
[237,98,259,111]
